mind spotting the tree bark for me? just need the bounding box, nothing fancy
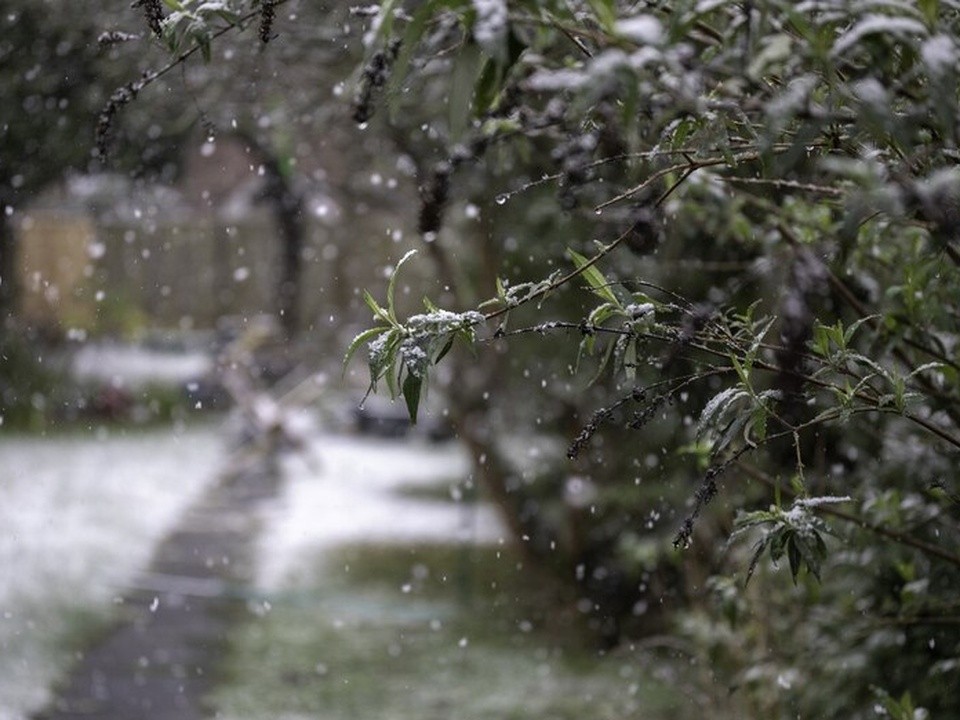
[235,130,305,340]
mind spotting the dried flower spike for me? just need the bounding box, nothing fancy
[132,0,164,38]
[259,0,277,44]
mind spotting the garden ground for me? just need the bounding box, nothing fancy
[2,419,715,719]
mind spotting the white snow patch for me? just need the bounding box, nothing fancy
[255,434,506,590]
[472,0,508,52]
[0,425,223,720]
[922,34,958,76]
[71,343,213,388]
[616,15,663,45]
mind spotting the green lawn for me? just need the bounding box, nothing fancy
[211,543,705,720]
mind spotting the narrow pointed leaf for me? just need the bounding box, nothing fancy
[387,249,418,322]
[343,326,390,373]
[567,248,619,304]
[402,371,422,423]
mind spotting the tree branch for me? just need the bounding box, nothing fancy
[737,461,960,569]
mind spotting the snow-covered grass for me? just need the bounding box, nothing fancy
[0,417,709,720]
[215,434,703,720]
[0,424,223,720]
[0,418,506,720]
[213,543,697,720]
[70,342,213,388]
[256,433,506,590]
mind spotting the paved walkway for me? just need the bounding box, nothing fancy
[34,458,283,720]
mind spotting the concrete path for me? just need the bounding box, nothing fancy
[33,458,282,720]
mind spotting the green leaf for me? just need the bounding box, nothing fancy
[387,249,418,322]
[586,0,616,32]
[843,314,878,344]
[363,289,393,325]
[567,248,620,305]
[384,356,399,398]
[582,336,617,386]
[730,353,750,387]
[909,361,945,378]
[769,527,790,562]
[745,539,768,586]
[750,405,768,443]
[587,302,619,327]
[787,536,802,583]
[449,41,484,141]
[747,316,776,364]
[474,29,526,114]
[717,412,751,454]
[698,386,749,438]
[433,335,455,364]
[474,58,500,116]
[402,371,423,424]
[388,0,465,116]
[343,326,390,373]
[919,0,940,26]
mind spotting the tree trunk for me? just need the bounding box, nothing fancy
[235,131,305,340]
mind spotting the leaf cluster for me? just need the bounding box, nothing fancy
[159,0,242,60]
[344,251,484,423]
[732,494,849,585]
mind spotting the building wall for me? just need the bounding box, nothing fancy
[17,211,98,333]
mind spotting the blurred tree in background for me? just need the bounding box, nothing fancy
[45,0,960,716]
[1,1,103,326]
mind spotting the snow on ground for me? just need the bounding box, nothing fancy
[255,433,507,590]
[0,426,506,720]
[0,418,505,720]
[71,342,214,388]
[0,424,223,720]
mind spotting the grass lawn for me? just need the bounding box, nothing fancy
[212,543,705,720]
[0,423,223,720]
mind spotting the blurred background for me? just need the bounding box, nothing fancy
[1,2,714,719]
[4,2,959,720]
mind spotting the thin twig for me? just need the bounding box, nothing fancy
[721,176,844,196]
[595,153,759,212]
[482,224,636,322]
[554,20,593,57]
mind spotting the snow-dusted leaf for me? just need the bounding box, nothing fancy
[698,386,749,437]
[615,15,663,45]
[343,326,390,371]
[832,15,927,56]
[921,34,959,76]
[387,249,418,322]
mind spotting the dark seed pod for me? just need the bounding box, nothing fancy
[418,162,451,235]
[132,0,164,38]
[351,38,402,125]
[622,205,662,256]
[96,80,142,161]
[776,248,826,421]
[259,0,277,44]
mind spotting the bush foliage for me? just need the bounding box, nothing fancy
[106,1,960,717]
